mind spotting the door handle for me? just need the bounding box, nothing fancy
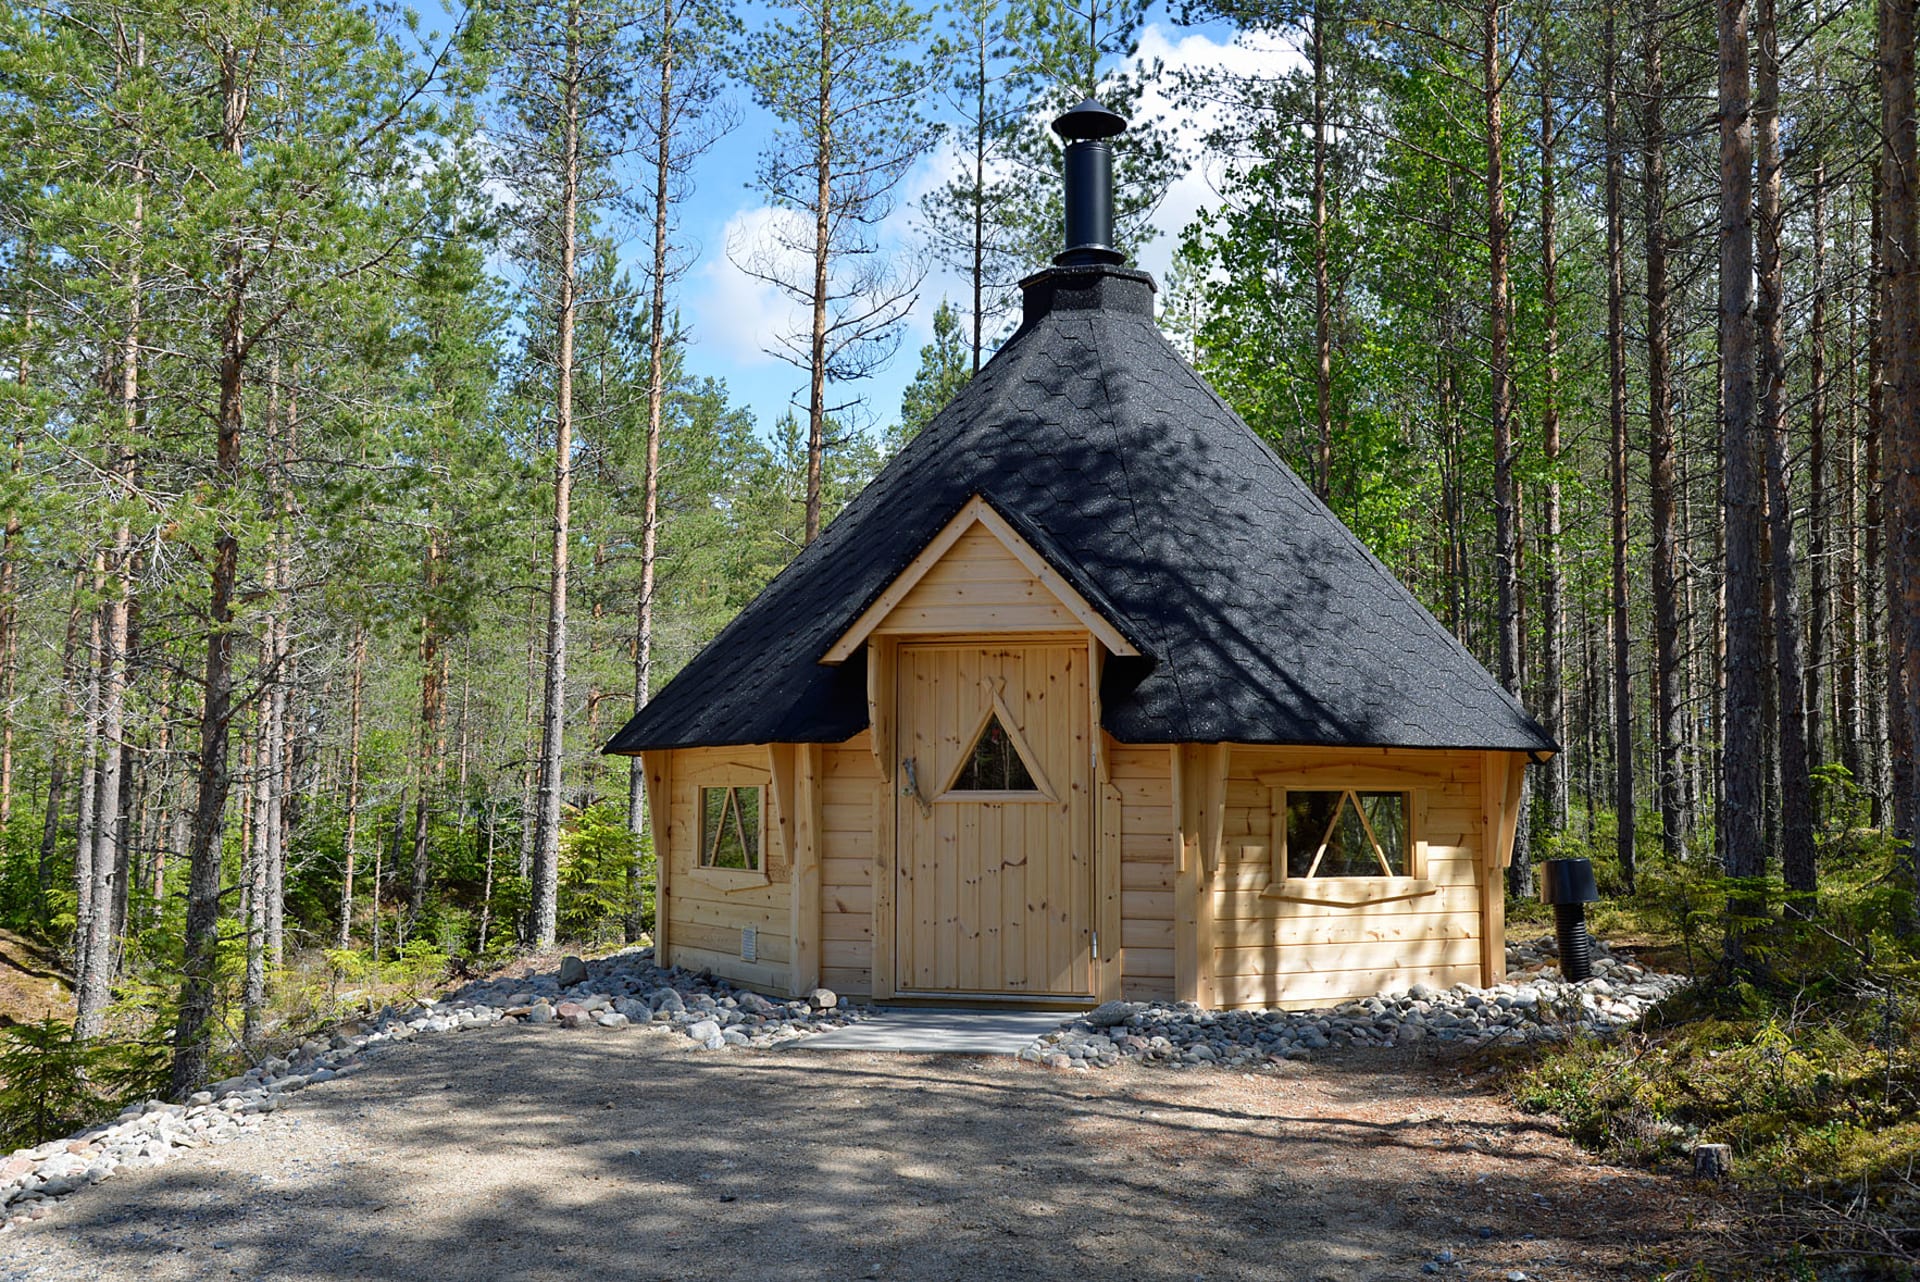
[901,756,933,816]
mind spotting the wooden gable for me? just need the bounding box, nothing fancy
[822,495,1138,662]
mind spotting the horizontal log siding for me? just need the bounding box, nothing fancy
[1112,743,1175,1001]
[1209,746,1486,1009]
[665,745,792,993]
[820,732,878,996]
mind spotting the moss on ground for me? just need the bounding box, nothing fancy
[1503,814,1920,1274]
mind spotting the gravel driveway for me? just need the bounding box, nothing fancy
[0,1022,1729,1280]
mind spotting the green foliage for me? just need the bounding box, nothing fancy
[1510,854,1920,1255]
[318,936,453,999]
[558,802,640,948]
[889,301,974,449]
[0,1019,169,1150]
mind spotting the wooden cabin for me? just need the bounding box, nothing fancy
[603,101,1554,1011]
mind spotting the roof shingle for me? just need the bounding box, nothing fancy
[604,264,1556,755]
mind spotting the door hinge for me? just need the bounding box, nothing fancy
[1092,929,1100,957]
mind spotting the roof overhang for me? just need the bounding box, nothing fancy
[821,493,1143,664]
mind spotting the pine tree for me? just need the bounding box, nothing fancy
[738,0,936,545]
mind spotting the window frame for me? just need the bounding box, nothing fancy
[1261,774,1435,907]
[689,778,771,889]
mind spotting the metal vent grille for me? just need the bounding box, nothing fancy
[740,925,757,963]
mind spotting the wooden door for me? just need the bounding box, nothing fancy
[895,643,1093,997]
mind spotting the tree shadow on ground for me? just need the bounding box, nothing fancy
[5,1028,1731,1282]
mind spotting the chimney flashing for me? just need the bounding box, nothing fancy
[1014,263,1157,337]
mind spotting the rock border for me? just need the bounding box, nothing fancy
[1017,937,1687,1071]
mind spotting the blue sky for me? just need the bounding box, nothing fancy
[639,4,1294,438]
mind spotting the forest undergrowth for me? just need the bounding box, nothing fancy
[1507,776,1920,1276]
[0,801,653,1153]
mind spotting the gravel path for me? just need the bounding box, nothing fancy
[0,1022,1732,1281]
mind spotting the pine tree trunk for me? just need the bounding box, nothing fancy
[170,42,252,1095]
[73,553,103,985]
[1720,0,1767,962]
[411,538,443,926]
[1604,3,1636,889]
[969,24,986,373]
[1537,28,1567,837]
[530,0,584,952]
[1756,0,1814,902]
[75,179,142,1038]
[1643,5,1686,862]
[479,799,498,954]
[245,688,273,1045]
[1840,204,1864,786]
[338,625,366,948]
[1485,0,1529,898]
[1312,0,1333,505]
[1869,177,1892,822]
[630,0,676,941]
[1879,0,1920,921]
[1808,65,1832,779]
[0,243,32,835]
[144,713,171,927]
[804,8,835,546]
[519,557,538,889]
[455,649,471,847]
[267,384,296,971]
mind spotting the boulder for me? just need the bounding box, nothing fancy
[807,988,838,1011]
[557,955,589,987]
[1086,1000,1139,1028]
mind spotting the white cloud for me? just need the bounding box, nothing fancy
[685,204,817,370]
[1130,23,1307,282]
[888,22,1309,345]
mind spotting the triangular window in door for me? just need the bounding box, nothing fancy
[953,713,1038,792]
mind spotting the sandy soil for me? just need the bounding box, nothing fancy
[0,932,69,1027]
[0,1023,1736,1281]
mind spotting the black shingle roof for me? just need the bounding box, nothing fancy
[604,263,1555,755]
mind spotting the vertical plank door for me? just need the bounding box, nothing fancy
[894,643,1093,998]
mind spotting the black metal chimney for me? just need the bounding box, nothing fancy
[1051,98,1127,267]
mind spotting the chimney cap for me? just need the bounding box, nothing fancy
[1051,97,1127,142]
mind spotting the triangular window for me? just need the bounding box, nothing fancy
[952,714,1038,792]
